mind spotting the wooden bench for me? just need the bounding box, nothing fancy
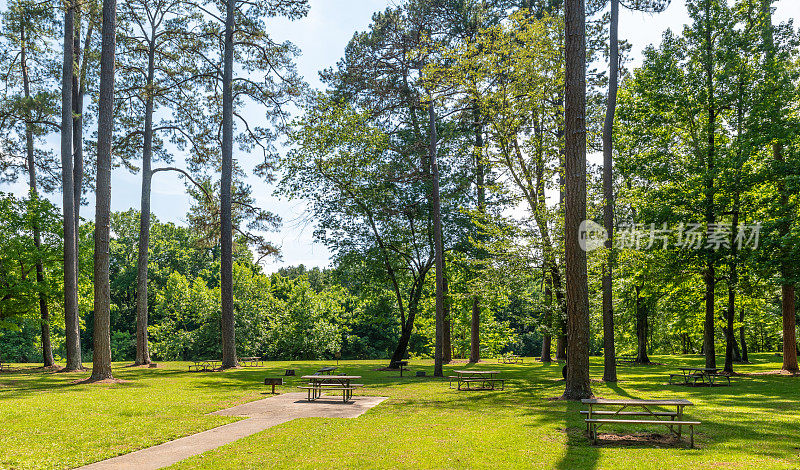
[264,377,283,394]
[585,418,701,447]
[297,384,364,402]
[458,378,505,390]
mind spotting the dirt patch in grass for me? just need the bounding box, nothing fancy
[739,370,800,377]
[590,431,693,448]
[71,377,131,385]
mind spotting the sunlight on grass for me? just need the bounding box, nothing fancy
[0,354,797,469]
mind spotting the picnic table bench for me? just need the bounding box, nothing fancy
[616,355,637,365]
[669,367,731,386]
[582,398,700,447]
[298,375,363,402]
[239,356,265,367]
[188,359,220,372]
[449,370,504,391]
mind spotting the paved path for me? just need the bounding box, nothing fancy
[79,392,387,470]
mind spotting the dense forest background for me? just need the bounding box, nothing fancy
[0,0,797,377]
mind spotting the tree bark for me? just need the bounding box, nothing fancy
[134,35,157,366]
[61,0,82,371]
[702,0,717,370]
[781,285,798,372]
[562,0,591,400]
[443,275,451,363]
[90,0,117,381]
[21,23,54,367]
[601,0,618,383]
[219,0,237,369]
[430,101,445,378]
[390,270,428,364]
[72,4,83,271]
[540,274,552,362]
[739,305,748,362]
[635,286,649,364]
[470,102,484,364]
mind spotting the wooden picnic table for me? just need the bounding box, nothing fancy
[498,354,524,364]
[299,375,362,402]
[317,366,337,375]
[670,367,730,386]
[239,357,265,367]
[581,398,700,447]
[188,359,220,372]
[449,370,505,391]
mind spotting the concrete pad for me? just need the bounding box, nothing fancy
[78,393,387,470]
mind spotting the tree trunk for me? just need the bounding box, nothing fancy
[443,275,451,363]
[470,296,480,363]
[429,100,445,378]
[21,24,54,367]
[562,0,591,400]
[470,102,484,364]
[390,272,427,364]
[90,0,117,381]
[702,0,717,370]
[219,0,237,369]
[781,285,798,372]
[601,0,618,383]
[72,5,83,273]
[540,274,552,362]
[134,38,157,366]
[61,1,82,372]
[739,305,748,362]
[635,286,649,364]
[724,207,741,373]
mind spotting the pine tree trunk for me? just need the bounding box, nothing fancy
[724,205,740,373]
[390,274,426,364]
[90,0,117,381]
[540,275,552,362]
[781,285,798,372]
[702,0,717,370]
[72,5,83,271]
[21,25,54,367]
[61,0,82,372]
[739,305,748,362]
[635,286,649,364]
[601,0,618,383]
[134,39,157,366]
[443,276,451,363]
[562,0,591,400]
[219,0,238,369]
[430,101,445,378]
[470,102,484,364]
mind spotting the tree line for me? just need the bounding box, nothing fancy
[0,0,797,398]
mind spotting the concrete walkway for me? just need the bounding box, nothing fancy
[79,393,387,470]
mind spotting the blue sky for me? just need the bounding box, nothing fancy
[3,0,798,272]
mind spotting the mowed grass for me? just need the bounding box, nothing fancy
[0,354,797,469]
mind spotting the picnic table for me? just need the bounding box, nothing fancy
[298,375,363,402]
[581,398,700,447]
[188,359,220,371]
[390,360,410,377]
[316,366,337,375]
[449,370,504,391]
[498,354,524,364]
[616,355,637,365]
[239,357,265,367]
[669,367,731,386]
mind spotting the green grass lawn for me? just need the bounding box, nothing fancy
[0,354,798,469]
